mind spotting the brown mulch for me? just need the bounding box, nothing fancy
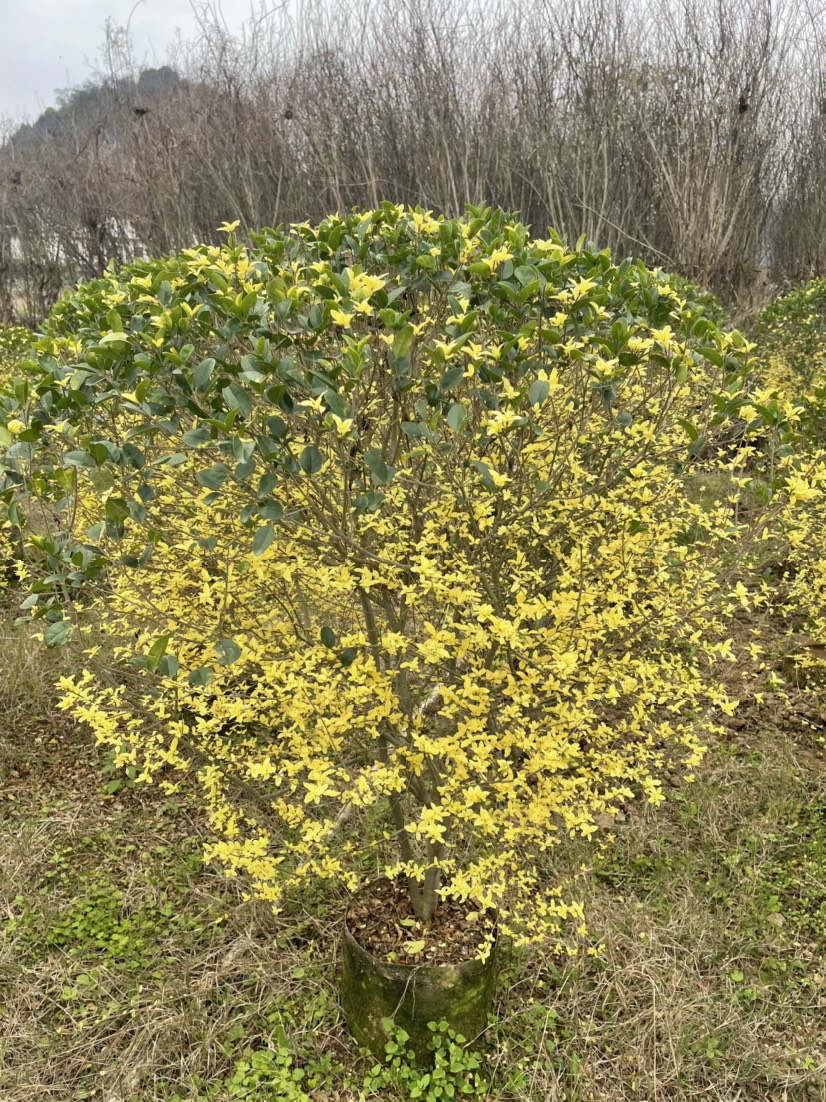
[346,877,494,967]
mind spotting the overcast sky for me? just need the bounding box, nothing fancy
[0,1,252,124]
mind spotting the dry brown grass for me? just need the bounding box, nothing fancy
[493,721,826,1101]
[0,762,349,1101]
[0,611,64,756]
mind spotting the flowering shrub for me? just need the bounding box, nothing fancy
[744,282,826,667]
[755,279,826,395]
[0,207,759,944]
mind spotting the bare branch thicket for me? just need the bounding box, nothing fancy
[770,3,826,286]
[0,0,824,323]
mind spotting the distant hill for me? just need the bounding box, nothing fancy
[6,67,183,152]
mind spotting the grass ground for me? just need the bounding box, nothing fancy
[1,604,824,1101]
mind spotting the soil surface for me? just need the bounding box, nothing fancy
[346,877,495,966]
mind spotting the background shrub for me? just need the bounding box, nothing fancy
[754,279,826,395]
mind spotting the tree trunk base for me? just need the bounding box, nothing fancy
[340,887,498,1065]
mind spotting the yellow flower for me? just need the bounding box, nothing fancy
[348,271,387,298]
[331,415,354,437]
[569,277,597,301]
[484,246,513,271]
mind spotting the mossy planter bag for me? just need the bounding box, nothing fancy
[340,914,498,1064]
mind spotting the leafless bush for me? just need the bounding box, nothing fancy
[0,0,823,322]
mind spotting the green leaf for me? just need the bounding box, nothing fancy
[232,437,255,463]
[364,448,395,486]
[105,497,129,524]
[146,635,169,671]
[233,456,255,478]
[514,264,538,287]
[470,459,494,490]
[439,366,464,392]
[238,290,260,319]
[195,464,228,490]
[402,939,426,954]
[88,441,113,466]
[400,422,430,439]
[322,388,349,418]
[677,418,700,441]
[299,446,323,475]
[320,625,336,648]
[338,646,359,666]
[252,524,275,556]
[697,346,724,369]
[259,501,283,522]
[222,383,252,420]
[182,426,211,447]
[687,434,707,456]
[43,620,72,647]
[353,491,385,515]
[214,638,242,666]
[393,325,415,359]
[257,472,279,499]
[446,403,467,432]
[187,667,213,687]
[122,443,145,469]
[191,358,216,391]
[64,450,97,468]
[157,654,179,678]
[68,368,90,391]
[265,416,289,441]
[528,379,550,406]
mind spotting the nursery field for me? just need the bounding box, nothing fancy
[2,208,826,1101]
[1,601,824,1101]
